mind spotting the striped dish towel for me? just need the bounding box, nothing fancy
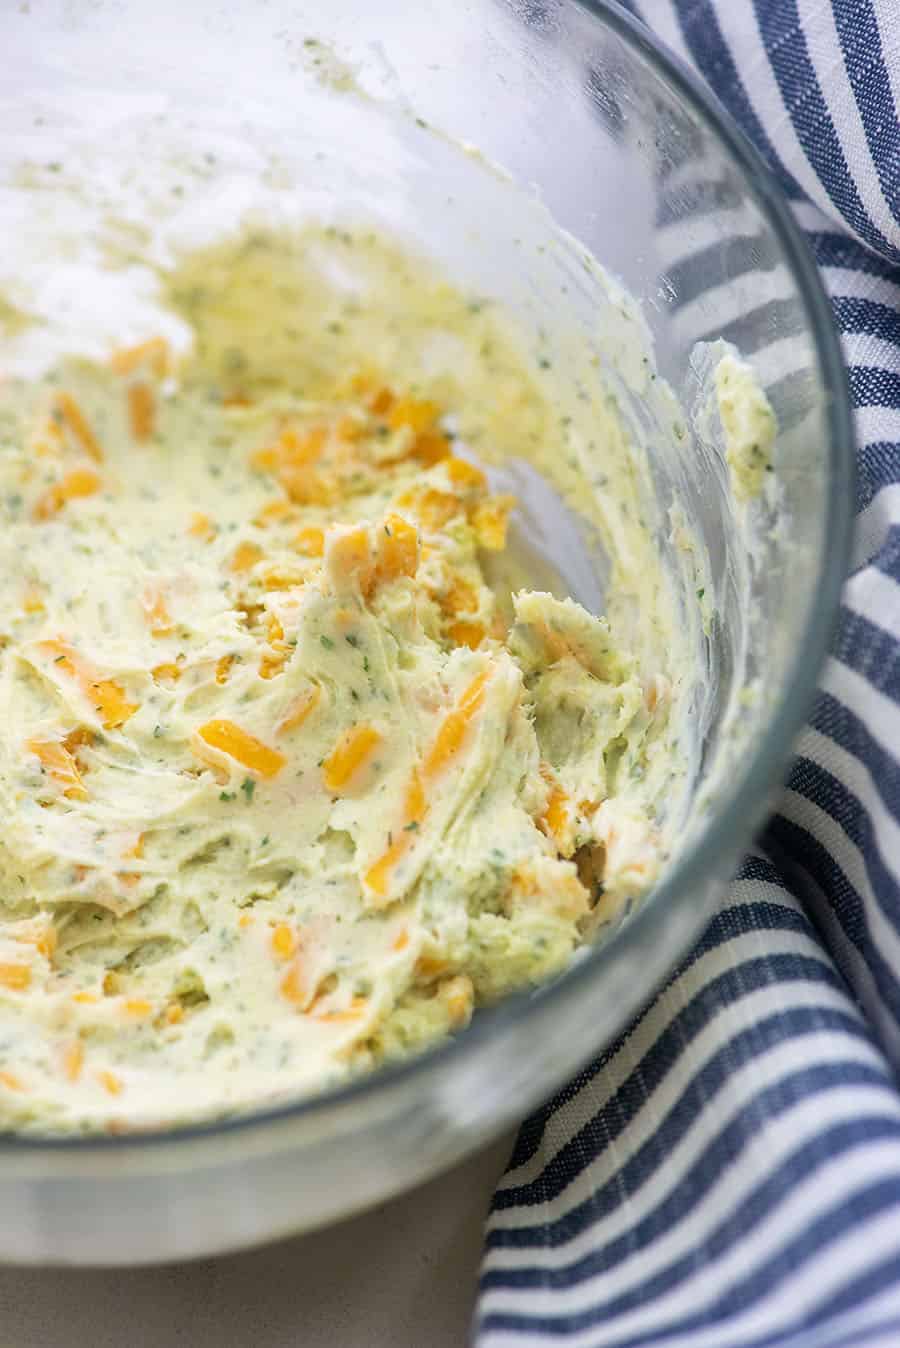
[475,2,900,1344]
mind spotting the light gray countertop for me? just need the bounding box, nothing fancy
[0,1131,513,1347]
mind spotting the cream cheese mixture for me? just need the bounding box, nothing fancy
[0,228,680,1133]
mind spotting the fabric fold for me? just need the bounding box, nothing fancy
[477,864,900,1346]
[477,2,900,1343]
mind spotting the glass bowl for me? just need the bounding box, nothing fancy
[0,0,852,1264]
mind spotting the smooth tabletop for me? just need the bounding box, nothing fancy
[0,1132,513,1347]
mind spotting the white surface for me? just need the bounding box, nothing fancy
[0,1131,513,1347]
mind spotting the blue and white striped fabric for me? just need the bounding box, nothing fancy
[476,3,900,1344]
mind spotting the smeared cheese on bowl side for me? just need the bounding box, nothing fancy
[0,228,681,1134]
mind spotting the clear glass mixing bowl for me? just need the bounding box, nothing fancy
[0,0,852,1264]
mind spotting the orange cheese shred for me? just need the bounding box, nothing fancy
[424,669,491,778]
[539,778,573,854]
[388,397,439,435]
[27,737,88,800]
[471,495,515,551]
[230,541,263,573]
[22,583,45,614]
[0,963,31,992]
[152,662,182,684]
[127,382,155,441]
[447,620,487,650]
[63,1040,85,1083]
[445,456,486,490]
[411,430,451,466]
[271,924,297,960]
[110,336,169,377]
[255,500,297,528]
[441,974,475,1027]
[294,525,325,558]
[364,771,427,900]
[363,836,407,900]
[323,723,381,792]
[53,392,103,461]
[140,584,173,637]
[442,577,479,616]
[194,719,286,778]
[189,511,216,541]
[33,466,101,521]
[279,952,317,1009]
[396,487,459,532]
[92,679,138,730]
[215,655,234,685]
[325,525,373,596]
[376,514,419,585]
[10,918,57,961]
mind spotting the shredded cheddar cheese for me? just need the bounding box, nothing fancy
[194,720,286,778]
[33,466,101,521]
[52,392,103,462]
[128,382,156,441]
[110,336,170,377]
[0,224,678,1136]
[323,723,382,792]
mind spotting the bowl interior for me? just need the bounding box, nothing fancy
[0,0,851,1262]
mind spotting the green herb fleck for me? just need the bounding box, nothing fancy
[241,778,256,803]
[219,790,236,801]
[320,634,335,650]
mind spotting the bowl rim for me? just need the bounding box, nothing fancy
[0,0,855,1155]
